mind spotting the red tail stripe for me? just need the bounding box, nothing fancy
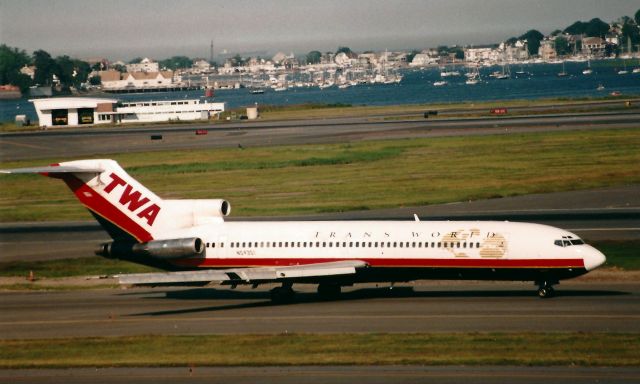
[61,175,153,242]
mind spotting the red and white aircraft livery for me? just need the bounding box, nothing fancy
[2,159,606,301]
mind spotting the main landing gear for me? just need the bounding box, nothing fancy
[270,283,295,303]
[317,283,342,300]
[536,280,557,299]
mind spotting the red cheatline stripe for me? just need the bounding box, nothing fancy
[173,257,586,269]
[60,175,153,242]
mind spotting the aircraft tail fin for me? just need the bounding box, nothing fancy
[2,159,230,243]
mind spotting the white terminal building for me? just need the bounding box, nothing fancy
[30,97,226,128]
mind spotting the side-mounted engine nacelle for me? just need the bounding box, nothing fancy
[97,237,205,260]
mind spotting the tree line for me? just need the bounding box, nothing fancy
[503,10,640,56]
[0,45,100,94]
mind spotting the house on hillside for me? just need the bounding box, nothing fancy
[582,37,607,57]
[538,39,558,62]
[125,58,159,73]
[99,70,175,91]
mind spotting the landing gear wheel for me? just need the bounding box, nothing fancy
[270,285,295,303]
[317,283,341,300]
[537,285,555,299]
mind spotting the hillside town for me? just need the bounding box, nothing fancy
[1,13,639,98]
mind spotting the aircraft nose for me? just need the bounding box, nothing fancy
[583,246,606,271]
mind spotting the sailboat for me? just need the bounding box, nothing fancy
[618,60,628,75]
[496,63,510,79]
[557,61,568,77]
[465,66,480,85]
[582,59,592,75]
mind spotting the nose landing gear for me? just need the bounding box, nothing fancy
[536,280,557,298]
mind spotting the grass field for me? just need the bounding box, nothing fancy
[1,127,639,222]
[1,333,638,368]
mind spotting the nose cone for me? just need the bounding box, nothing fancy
[583,246,607,271]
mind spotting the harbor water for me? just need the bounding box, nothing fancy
[2,61,639,123]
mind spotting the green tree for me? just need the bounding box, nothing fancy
[519,29,544,56]
[306,50,321,64]
[336,46,353,55]
[49,56,90,91]
[564,18,610,37]
[584,18,610,37]
[0,45,32,92]
[33,49,57,86]
[129,57,143,64]
[635,9,640,25]
[554,36,571,56]
[88,75,101,86]
[621,22,640,52]
[54,55,75,88]
[505,37,518,46]
[159,56,193,70]
[564,21,586,35]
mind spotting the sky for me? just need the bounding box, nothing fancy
[1,0,638,61]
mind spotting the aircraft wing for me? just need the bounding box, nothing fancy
[0,165,104,174]
[116,260,368,286]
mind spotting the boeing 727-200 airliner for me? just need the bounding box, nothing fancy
[1,159,606,301]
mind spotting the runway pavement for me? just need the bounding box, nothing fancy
[1,111,638,161]
[1,280,639,339]
[2,366,640,384]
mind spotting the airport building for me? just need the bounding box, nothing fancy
[30,97,118,127]
[31,97,226,128]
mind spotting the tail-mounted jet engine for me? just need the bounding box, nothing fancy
[96,237,205,260]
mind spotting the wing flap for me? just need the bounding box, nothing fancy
[117,260,368,285]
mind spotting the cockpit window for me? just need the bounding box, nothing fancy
[554,237,585,247]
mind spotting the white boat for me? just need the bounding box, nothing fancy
[582,59,593,75]
[618,60,628,75]
[440,70,460,77]
[433,81,447,86]
[557,61,568,77]
[465,78,479,85]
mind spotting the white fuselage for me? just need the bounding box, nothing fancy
[169,220,605,277]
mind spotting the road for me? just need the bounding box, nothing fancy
[1,111,638,161]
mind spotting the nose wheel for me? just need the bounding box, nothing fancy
[536,281,556,298]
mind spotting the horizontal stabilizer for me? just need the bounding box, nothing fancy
[0,165,104,174]
[117,260,368,285]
